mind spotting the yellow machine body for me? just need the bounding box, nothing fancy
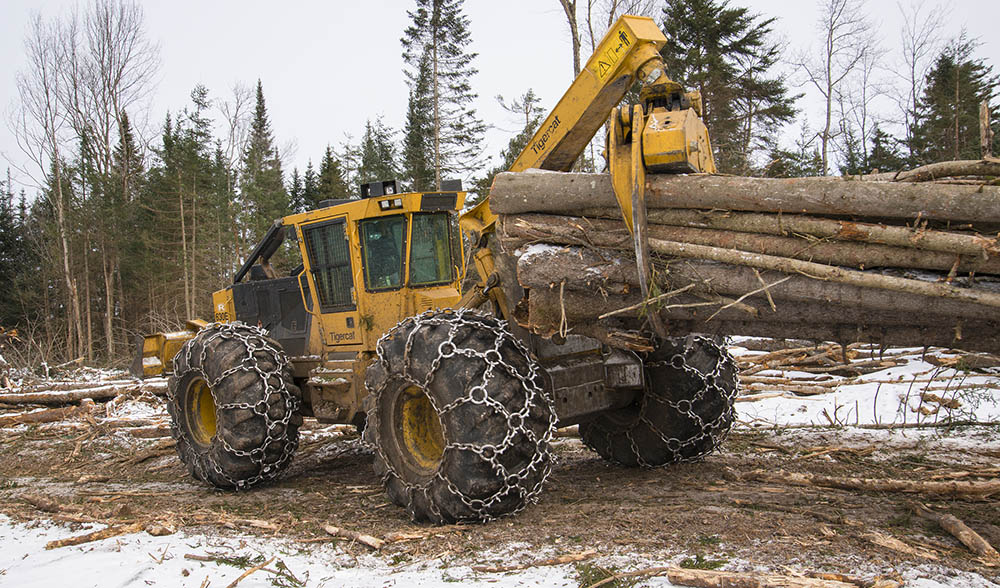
[135,189,466,424]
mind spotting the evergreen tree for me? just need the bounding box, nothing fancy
[0,172,23,325]
[867,124,907,172]
[762,124,824,178]
[316,146,351,202]
[837,124,865,176]
[402,59,435,191]
[303,161,318,207]
[660,0,797,173]
[288,168,305,213]
[358,118,400,184]
[911,35,998,163]
[401,0,486,188]
[239,80,288,242]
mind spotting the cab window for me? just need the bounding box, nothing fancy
[360,216,406,290]
[302,219,355,312]
[409,212,458,286]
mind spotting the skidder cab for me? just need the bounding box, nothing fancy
[134,180,466,489]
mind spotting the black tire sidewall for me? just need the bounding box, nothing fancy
[168,323,302,489]
[366,310,555,523]
[580,335,738,467]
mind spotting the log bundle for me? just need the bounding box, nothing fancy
[488,167,1000,353]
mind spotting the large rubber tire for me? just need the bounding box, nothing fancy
[364,309,556,524]
[167,323,302,489]
[579,335,738,467]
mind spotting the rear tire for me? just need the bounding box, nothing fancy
[365,309,556,523]
[168,323,302,489]
[579,335,737,467]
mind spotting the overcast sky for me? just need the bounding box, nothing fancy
[1,0,997,197]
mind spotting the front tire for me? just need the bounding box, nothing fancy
[168,323,302,489]
[365,309,556,523]
[580,335,738,467]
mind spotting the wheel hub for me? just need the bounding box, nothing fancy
[185,378,217,447]
[398,386,445,473]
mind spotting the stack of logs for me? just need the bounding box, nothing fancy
[489,159,1000,354]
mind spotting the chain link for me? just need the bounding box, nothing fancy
[171,322,300,489]
[625,335,738,467]
[366,308,556,522]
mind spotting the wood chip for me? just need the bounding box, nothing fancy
[323,524,384,550]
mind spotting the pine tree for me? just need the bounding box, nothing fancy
[402,59,435,191]
[661,0,797,173]
[867,124,907,172]
[911,35,998,163]
[317,146,351,202]
[401,0,486,188]
[239,80,288,243]
[763,123,824,178]
[288,168,305,213]
[0,172,22,325]
[358,118,400,184]
[303,161,318,207]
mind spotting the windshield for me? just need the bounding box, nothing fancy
[360,216,406,290]
[409,213,458,286]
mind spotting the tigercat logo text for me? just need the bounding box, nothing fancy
[332,331,356,343]
[529,115,561,155]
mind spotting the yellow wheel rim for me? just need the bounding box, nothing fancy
[399,386,445,473]
[186,378,217,447]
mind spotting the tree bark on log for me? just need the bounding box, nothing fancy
[575,208,1000,258]
[911,503,1000,561]
[586,566,860,588]
[744,469,1000,498]
[0,405,89,427]
[0,384,141,405]
[509,243,999,353]
[504,216,1000,319]
[862,158,1000,182]
[490,170,1000,223]
[523,288,996,353]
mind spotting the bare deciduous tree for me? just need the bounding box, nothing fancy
[11,15,84,360]
[894,0,943,157]
[59,0,160,358]
[217,82,254,271]
[835,39,888,171]
[795,0,876,175]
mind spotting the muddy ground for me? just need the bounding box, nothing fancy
[1,411,998,584]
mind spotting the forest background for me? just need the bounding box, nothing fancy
[0,0,996,367]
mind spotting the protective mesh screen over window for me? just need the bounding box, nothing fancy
[409,213,456,286]
[303,220,354,311]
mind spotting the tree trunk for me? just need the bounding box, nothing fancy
[558,0,581,77]
[862,158,1000,182]
[578,207,1000,258]
[101,245,114,359]
[489,170,1000,223]
[179,179,191,319]
[83,234,93,362]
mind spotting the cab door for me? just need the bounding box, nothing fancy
[300,217,361,348]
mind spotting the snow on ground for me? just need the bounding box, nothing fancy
[2,514,997,588]
[2,344,999,587]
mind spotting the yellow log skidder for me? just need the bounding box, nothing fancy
[135,15,737,523]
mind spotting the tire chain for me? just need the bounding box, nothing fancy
[171,322,301,489]
[625,334,739,467]
[366,308,557,522]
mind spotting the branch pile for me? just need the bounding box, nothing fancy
[489,165,1000,353]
